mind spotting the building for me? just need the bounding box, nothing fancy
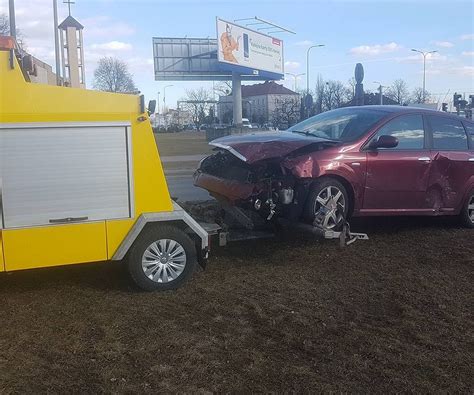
[58,15,86,88]
[218,81,300,125]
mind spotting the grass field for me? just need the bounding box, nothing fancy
[0,216,472,393]
[154,131,212,157]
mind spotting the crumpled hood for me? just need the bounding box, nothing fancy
[210,131,335,164]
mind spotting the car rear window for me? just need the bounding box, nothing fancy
[428,116,468,151]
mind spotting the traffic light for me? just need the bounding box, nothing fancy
[453,93,462,108]
[442,103,448,112]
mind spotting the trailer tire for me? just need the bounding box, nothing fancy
[126,225,197,291]
[303,178,349,231]
[460,189,474,229]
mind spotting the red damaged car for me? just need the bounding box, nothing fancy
[194,106,474,230]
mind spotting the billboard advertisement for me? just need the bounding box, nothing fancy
[216,18,284,79]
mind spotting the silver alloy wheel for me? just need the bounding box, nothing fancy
[141,239,187,283]
[315,186,346,229]
[469,195,474,223]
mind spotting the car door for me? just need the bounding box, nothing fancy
[362,113,433,212]
[426,115,473,212]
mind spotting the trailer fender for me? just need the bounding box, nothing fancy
[112,202,209,261]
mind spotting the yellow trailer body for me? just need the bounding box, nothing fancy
[0,42,208,291]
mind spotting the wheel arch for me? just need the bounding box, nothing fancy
[111,203,209,261]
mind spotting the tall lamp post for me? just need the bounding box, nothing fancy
[411,49,437,103]
[306,44,325,93]
[285,72,305,92]
[373,81,386,105]
[8,0,16,39]
[163,85,173,127]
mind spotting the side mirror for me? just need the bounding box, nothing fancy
[369,135,399,149]
[148,100,157,115]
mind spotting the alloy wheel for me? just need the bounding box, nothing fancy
[469,195,474,224]
[141,239,187,283]
[315,186,346,229]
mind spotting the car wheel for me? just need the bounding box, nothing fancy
[460,190,474,228]
[126,225,197,291]
[304,178,349,231]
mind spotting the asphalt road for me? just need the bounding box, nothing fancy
[162,155,211,202]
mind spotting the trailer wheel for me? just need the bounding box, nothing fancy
[303,178,349,231]
[126,225,197,291]
[460,190,474,229]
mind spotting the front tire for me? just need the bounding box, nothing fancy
[126,225,197,291]
[460,190,474,228]
[303,178,349,231]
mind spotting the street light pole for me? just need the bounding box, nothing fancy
[373,81,386,105]
[411,49,437,103]
[8,0,16,39]
[306,44,325,93]
[163,85,173,113]
[285,72,306,92]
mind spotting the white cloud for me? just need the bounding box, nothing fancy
[452,66,474,76]
[432,40,454,48]
[284,61,301,71]
[294,40,313,47]
[91,41,133,51]
[462,51,474,56]
[460,34,474,40]
[396,52,447,64]
[350,42,402,56]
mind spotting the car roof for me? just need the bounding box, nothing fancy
[343,105,473,123]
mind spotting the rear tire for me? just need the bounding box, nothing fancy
[126,225,197,291]
[303,178,349,231]
[460,190,474,229]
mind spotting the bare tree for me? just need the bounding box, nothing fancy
[0,14,8,36]
[386,79,410,105]
[93,57,137,94]
[214,81,232,97]
[272,96,300,129]
[411,87,431,104]
[1,13,25,48]
[313,75,326,115]
[181,87,213,126]
[323,80,351,111]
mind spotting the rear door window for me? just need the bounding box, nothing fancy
[428,116,468,151]
[372,114,425,150]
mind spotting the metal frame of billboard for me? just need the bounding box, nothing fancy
[153,37,277,81]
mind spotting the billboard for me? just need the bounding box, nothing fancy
[153,37,279,81]
[216,18,284,79]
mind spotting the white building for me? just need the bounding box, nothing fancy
[217,81,300,125]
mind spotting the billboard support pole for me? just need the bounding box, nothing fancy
[232,72,243,126]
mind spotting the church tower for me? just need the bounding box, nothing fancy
[58,3,85,88]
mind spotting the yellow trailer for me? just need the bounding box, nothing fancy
[0,37,209,291]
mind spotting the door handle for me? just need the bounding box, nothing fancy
[418,157,431,162]
[49,216,89,224]
[469,158,474,162]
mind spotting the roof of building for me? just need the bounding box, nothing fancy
[242,81,298,98]
[58,16,84,30]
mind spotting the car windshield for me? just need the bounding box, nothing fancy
[288,108,387,142]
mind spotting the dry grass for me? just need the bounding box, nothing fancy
[154,131,212,157]
[0,216,472,393]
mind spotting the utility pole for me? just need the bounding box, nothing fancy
[306,44,325,93]
[53,0,61,85]
[411,48,437,103]
[8,0,16,39]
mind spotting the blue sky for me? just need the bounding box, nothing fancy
[1,0,473,108]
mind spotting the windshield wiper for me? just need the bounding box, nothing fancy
[292,130,341,142]
[291,130,310,136]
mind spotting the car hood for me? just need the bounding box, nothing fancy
[209,131,336,164]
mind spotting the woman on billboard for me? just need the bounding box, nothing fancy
[220,24,240,63]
